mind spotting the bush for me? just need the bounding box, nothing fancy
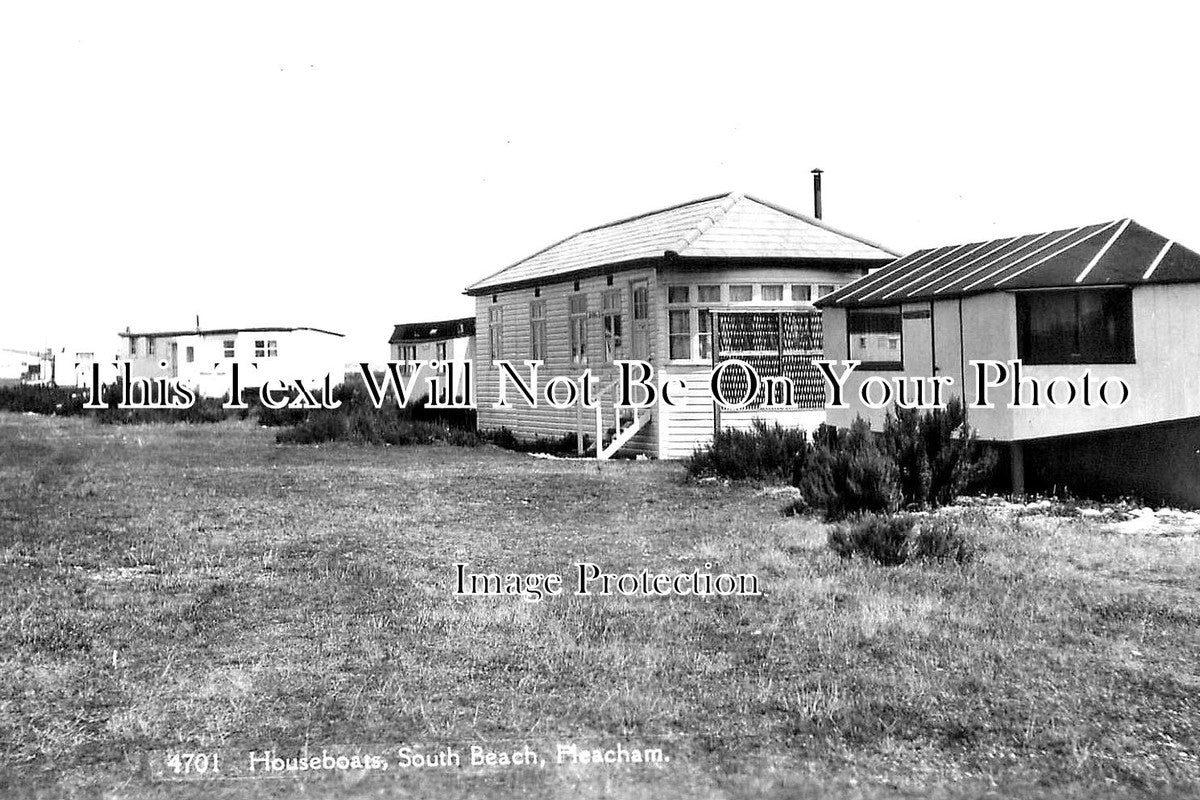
[881,398,996,507]
[480,428,589,456]
[828,513,978,565]
[0,385,89,416]
[274,383,479,447]
[687,420,810,481]
[797,418,901,520]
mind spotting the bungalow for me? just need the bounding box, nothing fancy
[816,219,1200,505]
[119,325,347,399]
[464,191,898,458]
[387,316,476,405]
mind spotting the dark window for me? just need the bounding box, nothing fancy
[848,308,902,368]
[1016,289,1134,365]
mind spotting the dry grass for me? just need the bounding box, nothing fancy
[1,413,1199,799]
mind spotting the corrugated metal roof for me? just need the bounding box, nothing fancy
[465,192,900,295]
[817,220,1200,308]
[389,317,475,344]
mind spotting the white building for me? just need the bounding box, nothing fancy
[118,325,347,399]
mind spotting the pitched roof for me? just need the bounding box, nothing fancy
[817,219,1200,309]
[389,317,475,344]
[119,326,344,338]
[465,192,899,295]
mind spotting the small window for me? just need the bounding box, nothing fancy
[436,342,447,361]
[397,344,418,375]
[668,309,691,360]
[185,346,194,363]
[223,339,235,358]
[147,338,156,356]
[817,284,838,298]
[530,300,547,361]
[488,307,504,359]
[698,310,713,360]
[729,285,753,302]
[632,283,649,320]
[848,308,903,368]
[569,295,588,364]
[602,289,622,362]
[762,284,784,302]
[1017,288,1134,365]
[128,338,137,358]
[667,286,690,304]
[792,285,813,302]
[697,285,721,303]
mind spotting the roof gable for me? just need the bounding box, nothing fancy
[818,220,1200,308]
[466,193,899,294]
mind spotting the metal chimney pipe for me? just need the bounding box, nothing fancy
[811,168,823,220]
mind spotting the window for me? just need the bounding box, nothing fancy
[817,284,838,298]
[632,283,649,321]
[569,295,588,364]
[602,290,622,362]
[185,346,194,363]
[698,285,721,303]
[1017,288,1134,364]
[848,308,903,367]
[147,338,156,356]
[223,339,235,358]
[254,339,278,358]
[729,284,752,302]
[488,307,503,359]
[667,286,690,304]
[529,301,547,360]
[792,285,813,302]
[668,309,691,360]
[397,344,417,375]
[762,284,784,302]
[698,309,713,360]
[436,342,447,361]
[128,338,137,358]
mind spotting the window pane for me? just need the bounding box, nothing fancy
[848,309,902,364]
[817,284,837,298]
[668,310,691,359]
[668,286,690,304]
[697,285,721,302]
[791,284,812,302]
[1017,289,1134,364]
[729,285,752,302]
[762,284,783,301]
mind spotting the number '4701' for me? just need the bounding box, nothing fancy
[164,751,220,775]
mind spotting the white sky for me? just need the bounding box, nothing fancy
[2,1,1197,362]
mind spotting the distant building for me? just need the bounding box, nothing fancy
[465,192,898,458]
[817,218,1200,505]
[118,325,346,398]
[387,317,475,405]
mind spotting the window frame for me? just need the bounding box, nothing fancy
[1016,287,1135,365]
[529,300,547,361]
[846,307,904,370]
[601,289,623,363]
[488,306,504,360]
[568,294,588,365]
[223,339,235,359]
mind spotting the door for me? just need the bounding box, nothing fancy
[629,279,650,360]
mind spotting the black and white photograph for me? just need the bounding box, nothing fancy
[3,2,1200,798]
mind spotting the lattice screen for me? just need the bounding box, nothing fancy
[712,310,825,409]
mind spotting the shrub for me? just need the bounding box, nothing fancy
[828,513,977,566]
[0,385,89,416]
[687,420,810,482]
[881,397,996,507]
[276,412,345,444]
[797,418,901,520]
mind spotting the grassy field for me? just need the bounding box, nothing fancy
[2,413,1199,799]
